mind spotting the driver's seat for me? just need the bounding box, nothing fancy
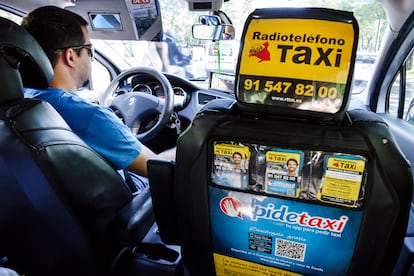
[0,17,158,275]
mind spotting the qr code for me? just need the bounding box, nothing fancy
[275,238,306,262]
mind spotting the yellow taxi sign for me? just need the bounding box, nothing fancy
[236,8,358,117]
[241,18,354,84]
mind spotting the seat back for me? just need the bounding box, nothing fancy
[0,17,144,275]
[0,103,104,275]
[168,8,413,276]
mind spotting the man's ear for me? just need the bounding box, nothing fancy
[63,48,76,68]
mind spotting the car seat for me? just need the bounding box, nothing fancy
[149,7,413,276]
[0,17,179,276]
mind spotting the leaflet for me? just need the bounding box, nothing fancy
[318,154,367,207]
[264,149,304,198]
[212,143,251,189]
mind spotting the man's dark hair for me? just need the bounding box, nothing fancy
[287,158,298,166]
[21,6,88,66]
[232,152,242,159]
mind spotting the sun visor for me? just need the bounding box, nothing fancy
[235,8,359,122]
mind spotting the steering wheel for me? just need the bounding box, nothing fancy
[101,66,174,143]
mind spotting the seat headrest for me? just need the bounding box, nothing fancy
[234,8,359,123]
[0,17,53,91]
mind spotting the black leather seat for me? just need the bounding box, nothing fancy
[0,17,158,275]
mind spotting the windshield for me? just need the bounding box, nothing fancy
[90,0,385,94]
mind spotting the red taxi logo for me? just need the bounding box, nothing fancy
[249,41,271,62]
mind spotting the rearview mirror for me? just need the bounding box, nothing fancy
[192,24,235,41]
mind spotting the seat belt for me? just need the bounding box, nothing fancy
[122,169,139,195]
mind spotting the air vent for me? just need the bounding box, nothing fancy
[198,93,217,105]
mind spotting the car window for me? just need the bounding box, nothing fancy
[0,0,388,104]
[353,52,376,94]
[388,48,414,124]
[78,60,112,103]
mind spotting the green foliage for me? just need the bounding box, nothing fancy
[312,0,386,51]
[159,0,386,52]
[159,0,201,45]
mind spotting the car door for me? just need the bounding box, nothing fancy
[369,11,414,180]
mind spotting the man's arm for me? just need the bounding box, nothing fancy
[127,144,176,177]
[158,147,176,161]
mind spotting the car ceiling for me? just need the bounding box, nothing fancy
[0,0,74,15]
[3,0,414,29]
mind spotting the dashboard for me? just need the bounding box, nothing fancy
[131,81,190,110]
[112,72,236,139]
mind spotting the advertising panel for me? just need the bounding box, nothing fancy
[236,9,358,114]
[210,140,368,275]
[210,188,362,275]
